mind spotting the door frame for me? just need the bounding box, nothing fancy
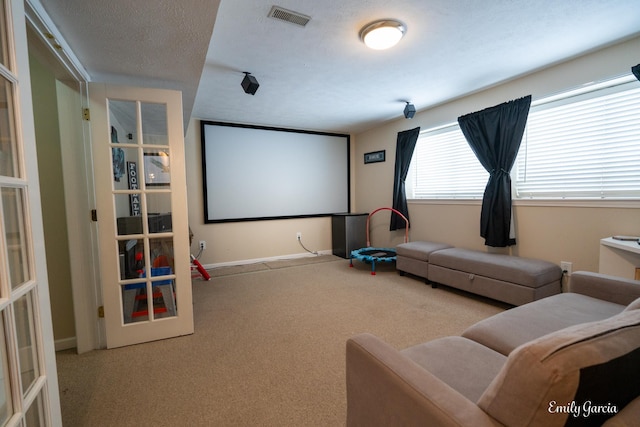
[25,1,104,352]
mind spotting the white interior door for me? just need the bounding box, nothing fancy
[89,83,193,349]
[0,0,62,424]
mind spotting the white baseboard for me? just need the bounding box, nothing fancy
[55,336,77,352]
[201,249,333,270]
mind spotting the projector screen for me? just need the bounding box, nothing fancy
[201,121,350,223]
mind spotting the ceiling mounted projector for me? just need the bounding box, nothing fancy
[241,72,259,95]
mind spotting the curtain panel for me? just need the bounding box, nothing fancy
[458,95,531,247]
[390,127,421,230]
[632,63,640,81]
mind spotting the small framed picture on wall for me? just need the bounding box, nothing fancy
[364,150,385,164]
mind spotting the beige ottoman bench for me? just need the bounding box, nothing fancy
[429,247,563,306]
[396,241,453,282]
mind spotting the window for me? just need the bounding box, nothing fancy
[407,124,487,199]
[516,79,640,199]
[407,75,640,201]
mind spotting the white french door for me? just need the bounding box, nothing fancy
[89,83,193,348]
[0,0,62,425]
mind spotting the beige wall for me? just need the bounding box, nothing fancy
[29,53,76,342]
[187,35,640,271]
[378,202,637,273]
[354,35,640,273]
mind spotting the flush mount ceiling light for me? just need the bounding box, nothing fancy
[359,19,407,50]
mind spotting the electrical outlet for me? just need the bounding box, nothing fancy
[560,261,572,275]
[199,240,207,250]
[296,232,302,240]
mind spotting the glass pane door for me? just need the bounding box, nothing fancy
[111,100,177,325]
[0,0,62,424]
[91,84,193,348]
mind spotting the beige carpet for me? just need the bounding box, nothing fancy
[56,258,507,426]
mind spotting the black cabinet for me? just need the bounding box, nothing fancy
[332,213,368,259]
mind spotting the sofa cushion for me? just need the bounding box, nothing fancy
[401,336,506,403]
[462,293,625,355]
[396,241,453,262]
[429,248,562,288]
[478,309,640,427]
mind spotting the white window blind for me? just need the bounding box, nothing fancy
[515,81,640,199]
[407,124,488,199]
[408,76,640,201]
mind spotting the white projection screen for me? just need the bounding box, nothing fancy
[201,121,350,223]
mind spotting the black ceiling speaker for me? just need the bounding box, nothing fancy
[404,102,416,119]
[632,64,640,82]
[241,72,259,95]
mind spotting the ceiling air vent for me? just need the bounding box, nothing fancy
[268,6,311,27]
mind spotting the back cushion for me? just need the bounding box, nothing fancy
[477,309,640,427]
[566,347,640,426]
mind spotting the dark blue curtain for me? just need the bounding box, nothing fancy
[458,95,531,247]
[390,127,420,230]
[633,64,640,81]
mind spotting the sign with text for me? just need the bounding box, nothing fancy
[127,161,141,216]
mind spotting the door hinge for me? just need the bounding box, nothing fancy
[91,209,97,222]
[83,108,90,121]
[98,306,104,318]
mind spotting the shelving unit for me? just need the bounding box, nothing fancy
[599,237,640,280]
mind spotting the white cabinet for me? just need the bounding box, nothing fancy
[599,237,640,280]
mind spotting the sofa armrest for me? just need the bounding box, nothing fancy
[569,271,640,306]
[346,333,501,427]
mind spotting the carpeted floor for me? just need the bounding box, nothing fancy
[56,258,508,426]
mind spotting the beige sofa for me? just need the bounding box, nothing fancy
[346,271,640,426]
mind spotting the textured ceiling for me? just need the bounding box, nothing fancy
[34,0,640,134]
[36,0,220,125]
